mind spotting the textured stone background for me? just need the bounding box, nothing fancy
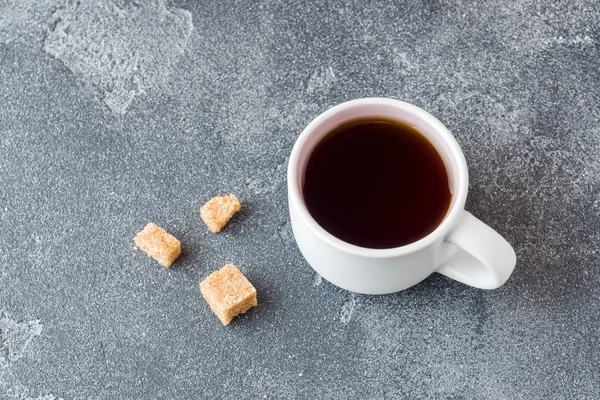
[1,0,599,399]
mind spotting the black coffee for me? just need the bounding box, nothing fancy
[302,117,452,249]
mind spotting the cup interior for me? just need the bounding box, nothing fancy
[289,98,468,254]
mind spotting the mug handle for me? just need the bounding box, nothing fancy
[437,211,516,289]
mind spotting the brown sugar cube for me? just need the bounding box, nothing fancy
[200,194,241,233]
[133,223,181,268]
[200,264,257,325]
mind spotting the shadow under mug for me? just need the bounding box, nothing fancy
[287,98,516,295]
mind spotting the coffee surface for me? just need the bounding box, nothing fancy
[303,117,452,249]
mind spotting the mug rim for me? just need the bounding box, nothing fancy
[287,97,469,259]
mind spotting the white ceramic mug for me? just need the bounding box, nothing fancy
[287,98,516,294]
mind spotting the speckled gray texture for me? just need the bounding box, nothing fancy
[0,0,599,399]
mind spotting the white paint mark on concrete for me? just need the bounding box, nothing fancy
[312,273,322,287]
[43,0,193,114]
[0,313,64,400]
[393,51,415,73]
[24,395,64,400]
[276,222,293,244]
[306,66,336,93]
[339,293,357,324]
[549,34,594,46]
[0,0,60,45]
[0,312,42,366]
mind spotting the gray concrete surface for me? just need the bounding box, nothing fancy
[1,0,599,398]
